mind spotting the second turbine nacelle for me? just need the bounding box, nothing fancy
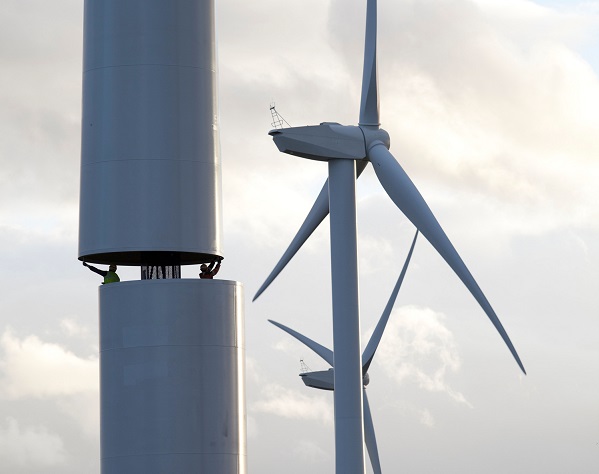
[300,368,370,391]
[269,122,390,162]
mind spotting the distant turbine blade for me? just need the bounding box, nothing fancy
[253,161,369,301]
[368,143,526,374]
[359,0,380,127]
[362,230,418,373]
[363,389,382,474]
[268,319,334,367]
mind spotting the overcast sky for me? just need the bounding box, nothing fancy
[1,0,598,472]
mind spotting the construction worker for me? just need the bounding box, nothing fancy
[199,256,223,279]
[83,262,120,284]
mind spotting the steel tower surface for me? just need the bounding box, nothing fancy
[78,1,246,473]
[79,0,222,265]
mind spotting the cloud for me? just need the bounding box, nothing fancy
[245,356,264,385]
[0,417,66,469]
[252,383,332,423]
[0,329,98,400]
[224,167,328,250]
[293,438,330,463]
[273,338,302,354]
[357,232,396,277]
[0,1,82,209]
[55,393,99,439]
[374,305,470,405]
[59,318,89,337]
[246,414,259,439]
[419,408,435,427]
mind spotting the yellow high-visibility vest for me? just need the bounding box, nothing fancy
[103,271,120,284]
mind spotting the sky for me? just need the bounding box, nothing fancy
[0,0,598,472]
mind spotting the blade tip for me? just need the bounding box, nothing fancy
[252,288,265,302]
[519,364,527,376]
[513,353,526,375]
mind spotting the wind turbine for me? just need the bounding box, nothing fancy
[255,0,526,472]
[270,230,419,474]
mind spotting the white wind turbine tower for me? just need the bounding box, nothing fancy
[269,231,419,474]
[254,0,526,472]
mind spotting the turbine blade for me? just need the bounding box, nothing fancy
[363,389,382,474]
[359,0,380,127]
[253,181,329,301]
[268,319,334,367]
[362,230,418,373]
[253,161,369,301]
[368,143,526,374]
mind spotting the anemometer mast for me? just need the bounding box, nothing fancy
[78,1,246,473]
[270,102,291,129]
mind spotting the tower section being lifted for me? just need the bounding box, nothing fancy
[79,0,221,265]
[78,1,246,472]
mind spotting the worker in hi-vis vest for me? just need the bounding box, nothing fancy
[83,262,120,284]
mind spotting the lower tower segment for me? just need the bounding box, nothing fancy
[100,280,245,473]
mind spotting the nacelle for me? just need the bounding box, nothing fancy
[269,123,366,161]
[300,368,370,391]
[300,368,335,391]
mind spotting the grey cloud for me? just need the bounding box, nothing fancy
[0,417,67,470]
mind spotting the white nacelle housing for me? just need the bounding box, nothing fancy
[300,368,335,391]
[270,123,366,161]
[300,368,370,391]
